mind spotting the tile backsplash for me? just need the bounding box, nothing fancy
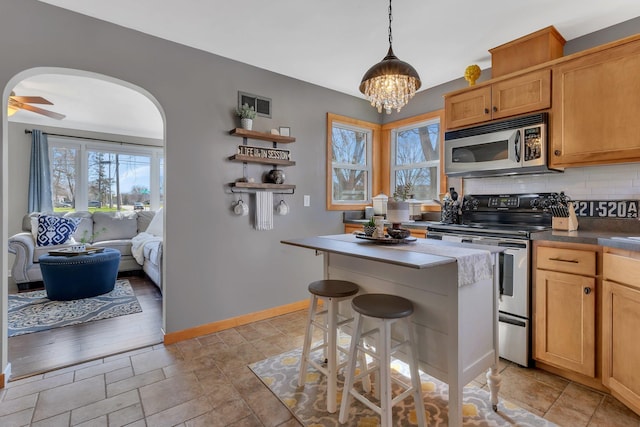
[463,163,640,200]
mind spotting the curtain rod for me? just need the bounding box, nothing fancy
[24,129,162,149]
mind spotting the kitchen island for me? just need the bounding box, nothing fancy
[282,234,503,426]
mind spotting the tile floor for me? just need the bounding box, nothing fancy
[0,310,639,426]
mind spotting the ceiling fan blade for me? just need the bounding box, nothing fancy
[9,96,53,105]
[18,103,66,120]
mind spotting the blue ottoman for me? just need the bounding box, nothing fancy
[39,248,121,301]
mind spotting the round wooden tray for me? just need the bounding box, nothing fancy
[355,234,417,244]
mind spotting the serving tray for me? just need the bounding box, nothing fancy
[355,234,417,244]
[47,247,105,256]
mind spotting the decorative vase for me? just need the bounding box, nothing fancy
[266,168,285,184]
[240,118,253,130]
[386,201,410,224]
[363,225,376,236]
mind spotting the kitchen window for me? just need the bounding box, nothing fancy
[326,113,380,210]
[383,110,446,208]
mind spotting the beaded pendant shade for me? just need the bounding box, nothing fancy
[360,0,421,114]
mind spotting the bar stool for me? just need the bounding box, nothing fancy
[298,279,368,413]
[339,293,426,427]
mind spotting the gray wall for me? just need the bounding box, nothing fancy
[0,0,379,375]
[1,1,638,378]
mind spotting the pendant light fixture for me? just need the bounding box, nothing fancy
[360,0,421,114]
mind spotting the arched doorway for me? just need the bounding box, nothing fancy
[3,68,166,380]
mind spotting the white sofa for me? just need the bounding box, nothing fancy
[8,210,162,292]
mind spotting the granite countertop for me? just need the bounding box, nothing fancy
[346,212,640,252]
[524,217,640,251]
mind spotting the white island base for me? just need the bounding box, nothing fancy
[282,235,502,427]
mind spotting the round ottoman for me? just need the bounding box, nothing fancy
[39,248,121,301]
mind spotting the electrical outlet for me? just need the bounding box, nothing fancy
[304,195,310,207]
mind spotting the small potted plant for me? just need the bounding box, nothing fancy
[236,103,257,130]
[363,217,377,236]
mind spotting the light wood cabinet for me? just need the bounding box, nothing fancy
[344,224,363,234]
[444,69,551,129]
[534,243,597,377]
[343,224,426,238]
[602,251,640,416]
[550,36,640,168]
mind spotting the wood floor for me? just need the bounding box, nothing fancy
[8,274,163,380]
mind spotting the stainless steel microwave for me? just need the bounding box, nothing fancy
[444,113,561,178]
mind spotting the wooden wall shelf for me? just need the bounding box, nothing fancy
[229,128,296,144]
[228,154,296,166]
[229,182,296,194]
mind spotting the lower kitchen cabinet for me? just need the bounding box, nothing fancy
[343,224,427,238]
[344,224,362,234]
[602,251,640,416]
[534,243,598,378]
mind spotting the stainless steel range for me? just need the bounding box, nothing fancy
[427,193,558,367]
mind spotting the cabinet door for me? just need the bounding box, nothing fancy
[602,280,640,415]
[534,269,596,377]
[344,224,363,234]
[444,86,491,129]
[409,229,426,239]
[491,69,551,120]
[551,38,640,168]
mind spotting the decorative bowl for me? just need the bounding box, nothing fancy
[386,227,411,239]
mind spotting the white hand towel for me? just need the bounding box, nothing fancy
[255,191,273,231]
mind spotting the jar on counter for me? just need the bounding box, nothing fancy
[372,193,388,216]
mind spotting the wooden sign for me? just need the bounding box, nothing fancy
[571,200,639,218]
[237,145,290,161]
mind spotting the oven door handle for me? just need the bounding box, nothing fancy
[499,314,526,327]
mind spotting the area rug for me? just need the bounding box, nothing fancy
[8,279,142,337]
[249,348,557,427]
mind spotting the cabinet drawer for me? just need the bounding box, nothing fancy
[604,253,640,289]
[537,246,596,276]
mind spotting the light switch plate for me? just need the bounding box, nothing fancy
[304,195,310,207]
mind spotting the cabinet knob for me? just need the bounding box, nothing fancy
[492,106,498,113]
[484,108,489,114]
[584,287,592,295]
[554,150,561,156]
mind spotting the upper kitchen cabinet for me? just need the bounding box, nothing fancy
[550,35,640,168]
[444,69,551,129]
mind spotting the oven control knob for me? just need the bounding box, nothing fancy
[530,198,540,208]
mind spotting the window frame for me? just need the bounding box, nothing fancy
[49,136,164,212]
[326,113,381,211]
[382,110,447,211]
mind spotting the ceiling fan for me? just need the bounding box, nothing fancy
[7,91,66,120]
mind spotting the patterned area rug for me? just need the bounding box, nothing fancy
[250,348,557,427]
[8,279,142,337]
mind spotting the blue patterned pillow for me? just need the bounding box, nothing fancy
[36,215,81,247]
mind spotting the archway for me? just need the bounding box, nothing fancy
[3,67,166,380]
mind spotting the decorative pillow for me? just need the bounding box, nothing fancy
[145,208,163,237]
[36,215,81,247]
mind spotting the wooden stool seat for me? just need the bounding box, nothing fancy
[339,293,426,427]
[351,293,413,319]
[308,279,359,298]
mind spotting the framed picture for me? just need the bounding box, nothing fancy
[279,127,290,137]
